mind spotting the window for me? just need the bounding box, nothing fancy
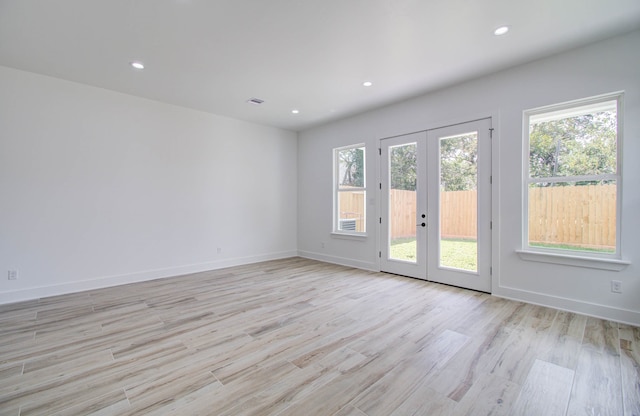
[524,93,622,259]
[334,144,366,234]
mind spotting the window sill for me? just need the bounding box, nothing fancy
[515,249,629,271]
[331,232,368,241]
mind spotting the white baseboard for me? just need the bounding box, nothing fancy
[0,250,298,305]
[493,286,640,327]
[7,250,635,327]
[297,250,378,272]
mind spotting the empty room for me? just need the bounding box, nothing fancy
[1,1,639,415]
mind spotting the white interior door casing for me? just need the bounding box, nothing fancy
[379,119,492,293]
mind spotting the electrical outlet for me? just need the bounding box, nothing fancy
[217,247,222,254]
[8,270,18,280]
[321,242,325,249]
[611,280,622,294]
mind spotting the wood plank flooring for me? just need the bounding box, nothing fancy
[0,257,638,415]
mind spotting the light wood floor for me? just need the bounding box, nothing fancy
[0,258,638,415]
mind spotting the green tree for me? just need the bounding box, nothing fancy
[339,147,364,187]
[390,144,416,191]
[388,138,479,192]
[529,111,616,186]
[440,134,477,191]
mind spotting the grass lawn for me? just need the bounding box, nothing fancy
[390,237,478,271]
[530,242,614,253]
[390,238,613,271]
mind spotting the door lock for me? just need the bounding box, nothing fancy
[417,213,427,227]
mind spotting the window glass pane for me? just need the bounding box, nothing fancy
[529,103,617,179]
[337,190,365,232]
[389,143,417,262]
[338,147,365,188]
[335,145,366,233]
[528,181,616,253]
[439,133,477,271]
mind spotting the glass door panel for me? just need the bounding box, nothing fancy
[426,119,491,292]
[439,132,478,272]
[389,143,417,262]
[380,132,427,279]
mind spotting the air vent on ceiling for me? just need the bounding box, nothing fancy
[247,98,265,105]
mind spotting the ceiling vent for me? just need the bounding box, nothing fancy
[247,98,264,105]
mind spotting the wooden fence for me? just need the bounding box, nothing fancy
[389,189,416,238]
[441,190,477,240]
[338,190,366,232]
[388,189,478,240]
[339,184,616,249]
[529,184,616,250]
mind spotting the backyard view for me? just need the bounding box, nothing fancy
[527,99,618,253]
[386,133,480,272]
[391,237,478,270]
[338,100,617,271]
[336,146,366,233]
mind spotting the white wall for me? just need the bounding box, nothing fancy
[0,66,298,303]
[298,30,640,325]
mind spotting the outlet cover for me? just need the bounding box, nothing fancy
[611,280,622,293]
[8,270,18,280]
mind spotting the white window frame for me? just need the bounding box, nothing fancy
[518,92,629,270]
[333,144,367,236]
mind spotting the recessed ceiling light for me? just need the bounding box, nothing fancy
[292,109,300,114]
[130,61,145,70]
[363,81,373,87]
[494,26,509,36]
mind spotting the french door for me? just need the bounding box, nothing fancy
[380,119,492,292]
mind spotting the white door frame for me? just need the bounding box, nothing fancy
[378,118,493,293]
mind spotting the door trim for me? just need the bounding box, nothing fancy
[377,117,494,293]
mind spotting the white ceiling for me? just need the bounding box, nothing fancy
[1,0,640,132]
